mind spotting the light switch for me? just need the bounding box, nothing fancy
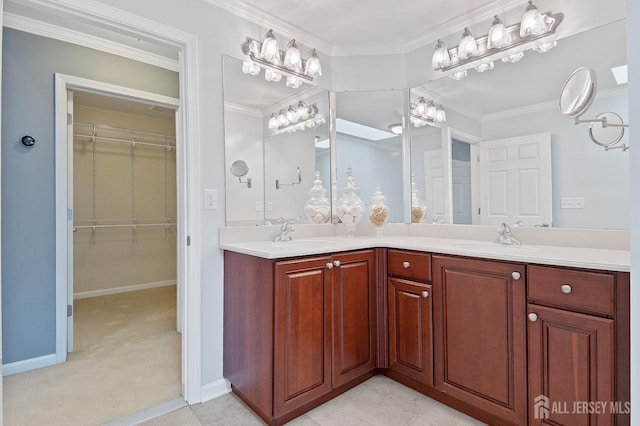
[204,189,217,210]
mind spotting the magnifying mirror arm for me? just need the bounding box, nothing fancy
[237,177,252,188]
[275,166,302,189]
[604,143,630,152]
[573,116,629,128]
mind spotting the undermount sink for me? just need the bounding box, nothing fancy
[270,239,335,249]
[452,242,537,252]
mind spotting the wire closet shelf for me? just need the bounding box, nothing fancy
[73,121,177,241]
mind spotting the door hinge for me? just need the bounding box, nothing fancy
[187,236,191,246]
[67,304,73,317]
[67,113,73,125]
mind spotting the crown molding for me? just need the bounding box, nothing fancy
[224,102,263,117]
[404,0,525,53]
[203,0,334,55]
[482,86,629,122]
[2,12,180,71]
[263,86,324,115]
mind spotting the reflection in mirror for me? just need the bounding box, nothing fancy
[335,90,405,224]
[223,55,331,226]
[412,20,628,229]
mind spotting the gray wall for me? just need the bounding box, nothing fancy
[1,28,178,364]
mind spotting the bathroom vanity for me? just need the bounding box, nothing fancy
[222,234,630,426]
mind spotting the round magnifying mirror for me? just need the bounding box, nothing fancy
[230,160,249,178]
[558,67,597,118]
[589,112,625,147]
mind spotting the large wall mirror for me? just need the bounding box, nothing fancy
[223,55,330,226]
[412,19,628,229]
[335,90,406,223]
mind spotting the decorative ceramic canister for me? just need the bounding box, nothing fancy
[369,184,390,237]
[303,171,331,223]
[411,179,427,223]
[335,168,366,237]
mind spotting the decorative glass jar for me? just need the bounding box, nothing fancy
[303,171,331,224]
[411,179,427,223]
[335,168,365,237]
[369,184,390,237]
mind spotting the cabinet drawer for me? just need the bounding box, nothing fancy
[527,265,614,316]
[388,250,431,282]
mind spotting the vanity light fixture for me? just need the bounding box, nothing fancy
[243,29,322,84]
[432,3,562,79]
[269,102,325,134]
[410,97,446,127]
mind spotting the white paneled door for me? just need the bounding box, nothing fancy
[478,133,552,226]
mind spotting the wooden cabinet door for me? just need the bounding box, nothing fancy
[274,256,332,417]
[528,304,614,426]
[388,277,433,385]
[433,256,527,425]
[331,250,377,388]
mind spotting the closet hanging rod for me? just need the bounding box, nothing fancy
[74,121,176,141]
[73,134,176,149]
[73,222,176,230]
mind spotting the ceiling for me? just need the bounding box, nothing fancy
[207,0,525,55]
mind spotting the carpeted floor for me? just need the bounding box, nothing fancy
[3,286,181,426]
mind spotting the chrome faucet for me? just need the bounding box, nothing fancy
[494,222,521,245]
[273,219,295,242]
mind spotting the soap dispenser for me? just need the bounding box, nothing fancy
[336,168,365,237]
[303,171,331,224]
[369,184,389,237]
[411,178,427,223]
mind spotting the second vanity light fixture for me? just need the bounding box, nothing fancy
[410,97,446,127]
[267,101,326,134]
[432,1,563,80]
[242,29,322,88]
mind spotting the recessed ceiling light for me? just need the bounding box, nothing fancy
[611,65,628,85]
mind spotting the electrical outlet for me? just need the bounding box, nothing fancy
[204,189,217,210]
[267,202,273,212]
[256,201,262,212]
[560,197,584,209]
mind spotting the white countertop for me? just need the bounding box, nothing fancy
[220,235,630,272]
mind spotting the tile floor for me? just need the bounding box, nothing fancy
[143,375,486,425]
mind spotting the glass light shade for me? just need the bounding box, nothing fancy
[277,111,288,127]
[242,61,260,76]
[435,106,446,123]
[286,77,302,89]
[268,114,278,130]
[296,101,310,120]
[413,97,427,116]
[533,41,557,53]
[520,1,544,37]
[284,39,302,71]
[457,28,478,60]
[264,69,282,82]
[260,29,280,63]
[432,39,450,70]
[286,106,298,123]
[501,51,525,63]
[475,61,495,73]
[449,70,468,80]
[316,117,326,125]
[487,16,511,49]
[425,102,437,120]
[304,49,322,78]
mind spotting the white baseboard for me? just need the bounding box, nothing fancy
[201,378,231,403]
[74,280,176,299]
[3,353,57,376]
